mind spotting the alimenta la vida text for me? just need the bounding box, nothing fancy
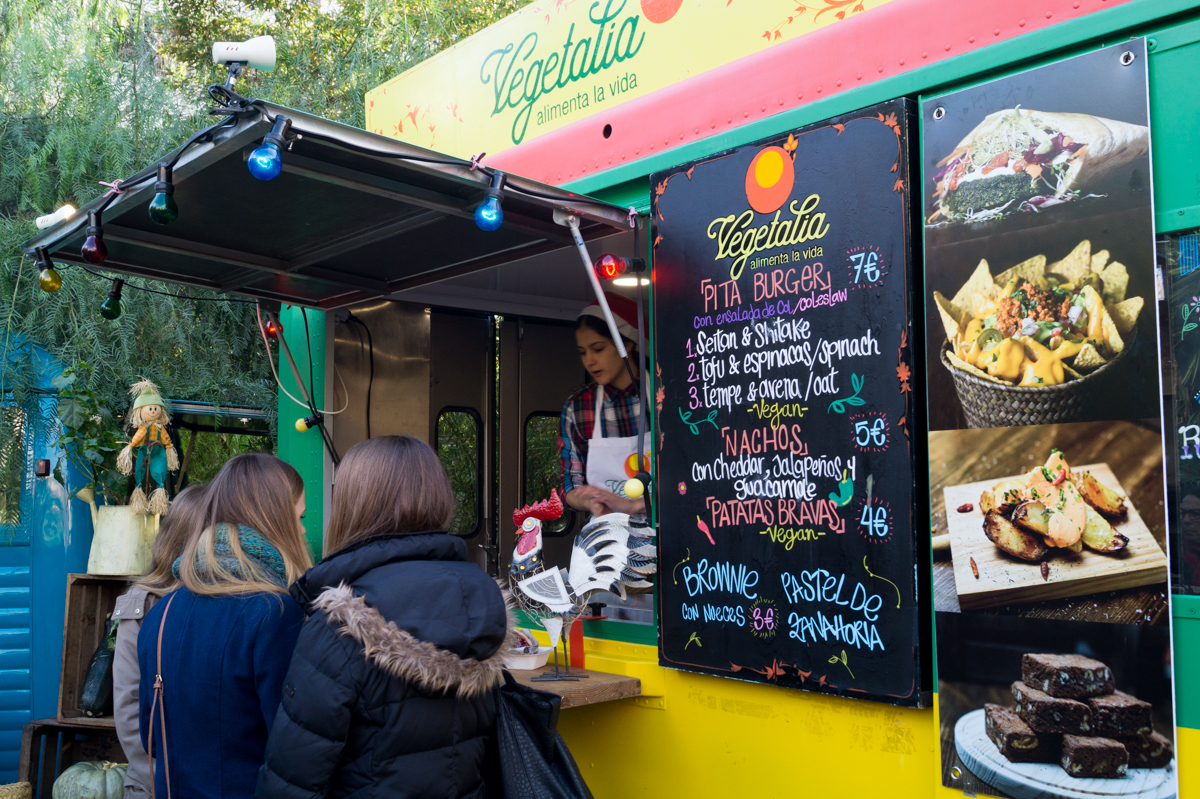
[535,72,638,128]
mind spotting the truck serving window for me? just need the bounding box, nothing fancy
[435,407,482,538]
[524,412,573,535]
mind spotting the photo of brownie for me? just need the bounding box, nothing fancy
[1012,681,1093,734]
[1118,731,1174,768]
[984,704,1060,763]
[1059,735,1129,779]
[1021,653,1115,699]
[1087,690,1153,737]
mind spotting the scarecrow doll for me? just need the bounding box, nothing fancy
[116,379,179,515]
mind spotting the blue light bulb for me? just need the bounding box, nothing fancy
[474,196,503,231]
[248,142,283,181]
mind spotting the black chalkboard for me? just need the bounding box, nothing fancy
[651,98,929,706]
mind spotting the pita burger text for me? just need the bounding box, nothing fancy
[934,240,1144,388]
[930,108,1148,222]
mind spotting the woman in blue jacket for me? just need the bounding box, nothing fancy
[139,453,313,799]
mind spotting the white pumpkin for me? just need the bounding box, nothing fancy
[52,762,126,799]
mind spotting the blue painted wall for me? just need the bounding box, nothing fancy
[0,344,94,782]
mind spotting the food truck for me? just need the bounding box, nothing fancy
[20,0,1200,797]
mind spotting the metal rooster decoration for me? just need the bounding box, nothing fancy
[509,488,656,680]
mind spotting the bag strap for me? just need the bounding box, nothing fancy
[149,592,177,799]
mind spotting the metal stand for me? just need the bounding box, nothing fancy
[530,617,589,682]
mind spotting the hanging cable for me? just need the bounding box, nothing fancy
[301,306,342,464]
[72,264,257,303]
[255,303,348,415]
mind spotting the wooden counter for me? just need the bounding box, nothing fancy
[508,667,641,708]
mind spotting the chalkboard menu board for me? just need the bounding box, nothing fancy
[651,98,929,706]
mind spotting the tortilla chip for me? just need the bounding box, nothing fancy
[1107,296,1143,336]
[1090,249,1110,274]
[1073,343,1109,371]
[993,255,1047,291]
[947,350,1009,384]
[1099,261,1129,304]
[952,260,995,314]
[1078,284,1125,355]
[1063,362,1084,381]
[934,292,965,341]
[1050,240,1091,282]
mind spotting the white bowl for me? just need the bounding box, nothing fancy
[503,647,552,670]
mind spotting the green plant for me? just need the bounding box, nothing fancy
[51,365,127,504]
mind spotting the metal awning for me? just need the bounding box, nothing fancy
[21,102,633,309]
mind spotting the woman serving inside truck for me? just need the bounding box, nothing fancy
[559,291,649,518]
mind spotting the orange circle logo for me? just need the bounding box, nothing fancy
[624,453,650,478]
[744,146,795,214]
[640,0,683,23]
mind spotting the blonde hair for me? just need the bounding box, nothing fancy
[324,436,455,556]
[179,454,312,596]
[137,483,208,595]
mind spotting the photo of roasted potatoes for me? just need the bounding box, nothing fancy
[983,510,1049,562]
[978,450,1129,562]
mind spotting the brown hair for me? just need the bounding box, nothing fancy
[324,435,455,555]
[137,483,208,595]
[179,453,313,596]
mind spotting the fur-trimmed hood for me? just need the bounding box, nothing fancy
[291,532,512,697]
[313,583,511,698]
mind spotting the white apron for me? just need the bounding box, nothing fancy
[584,385,650,499]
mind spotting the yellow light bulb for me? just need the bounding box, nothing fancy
[295,418,308,432]
[624,478,644,499]
[39,268,62,293]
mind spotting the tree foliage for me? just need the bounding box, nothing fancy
[0,0,524,516]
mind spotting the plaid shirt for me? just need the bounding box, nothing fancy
[558,380,642,494]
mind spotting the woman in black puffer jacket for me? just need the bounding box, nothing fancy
[256,436,511,799]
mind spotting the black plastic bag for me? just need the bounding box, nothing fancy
[79,616,117,717]
[484,671,592,799]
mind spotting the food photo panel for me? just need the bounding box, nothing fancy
[922,41,1176,799]
[922,40,1157,432]
[937,613,1176,799]
[929,421,1169,624]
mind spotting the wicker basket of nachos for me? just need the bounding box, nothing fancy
[934,240,1144,428]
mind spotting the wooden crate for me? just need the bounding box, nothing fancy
[18,718,125,799]
[58,574,134,726]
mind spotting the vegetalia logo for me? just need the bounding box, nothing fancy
[480,0,646,146]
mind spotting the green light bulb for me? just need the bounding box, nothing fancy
[148,192,178,225]
[99,296,121,320]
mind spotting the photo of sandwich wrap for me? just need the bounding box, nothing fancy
[929,108,1149,224]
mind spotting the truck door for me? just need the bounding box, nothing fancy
[497,317,585,579]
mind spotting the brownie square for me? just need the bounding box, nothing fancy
[984,704,1060,763]
[1118,731,1174,769]
[1060,735,1129,779]
[1088,690,1153,737]
[1012,681,1093,734]
[1021,653,1114,699]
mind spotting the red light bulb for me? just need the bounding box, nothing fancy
[81,210,107,265]
[265,319,281,339]
[595,254,624,280]
[81,235,106,264]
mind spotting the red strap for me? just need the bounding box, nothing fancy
[149,593,176,799]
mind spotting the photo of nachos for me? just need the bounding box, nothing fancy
[934,239,1144,390]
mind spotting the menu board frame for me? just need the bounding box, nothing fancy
[650,98,931,708]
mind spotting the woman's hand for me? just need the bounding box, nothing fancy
[566,486,645,516]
